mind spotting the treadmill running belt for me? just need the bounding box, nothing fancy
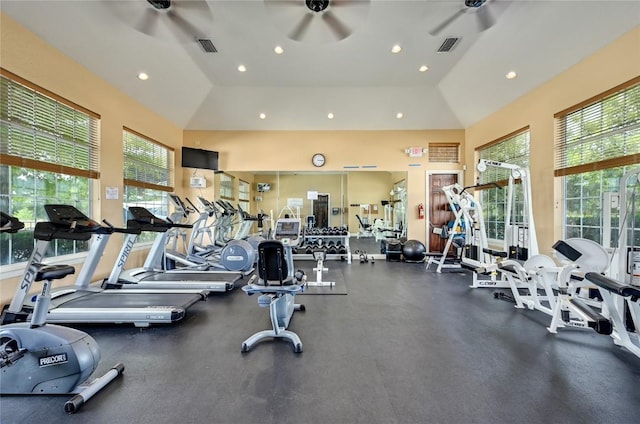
[142,272,241,283]
[57,292,203,309]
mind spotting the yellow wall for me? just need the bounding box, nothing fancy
[1,12,638,304]
[347,171,398,232]
[0,14,184,302]
[181,170,406,235]
[182,129,465,241]
[464,25,640,255]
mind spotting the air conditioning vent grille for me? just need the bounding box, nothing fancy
[197,39,218,53]
[437,37,459,53]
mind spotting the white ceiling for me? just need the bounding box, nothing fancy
[1,0,639,131]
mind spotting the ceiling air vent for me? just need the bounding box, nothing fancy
[197,38,218,53]
[437,37,459,53]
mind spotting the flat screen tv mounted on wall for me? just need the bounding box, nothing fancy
[181,147,219,170]
[257,183,271,192]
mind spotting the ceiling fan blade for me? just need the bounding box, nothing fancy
[266,0,299,5]
[322,10,351,40]
[330,0,370,8]
[167,9,205,40]
[135,8,160,37]
[429,8,466,36]
[476,3,495,32]
[172,0,211,14]
[289,13,314,41]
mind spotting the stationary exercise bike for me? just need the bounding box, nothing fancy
[0,212,123,413]
[241,218,307,353]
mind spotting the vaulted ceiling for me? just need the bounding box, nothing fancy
[2,1,639,131]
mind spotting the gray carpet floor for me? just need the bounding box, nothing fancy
[2,260,639,424]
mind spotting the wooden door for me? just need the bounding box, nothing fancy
[313,194,329,228]
[429,174,458,254]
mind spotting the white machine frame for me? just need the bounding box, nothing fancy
[465,160,539,290]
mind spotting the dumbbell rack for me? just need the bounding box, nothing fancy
[297,234,352,265]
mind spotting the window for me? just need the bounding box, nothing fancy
[392,179,407,236]
[555,77,640,244]
[219,173,234,200]
[122,128,173,240]
[0,69,99,265]
[238,179,250,214]
[428,143,459,163]
[476,127,530,241]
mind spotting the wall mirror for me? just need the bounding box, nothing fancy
[236,170,408,254]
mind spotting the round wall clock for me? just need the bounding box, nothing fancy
[312,153,326,167]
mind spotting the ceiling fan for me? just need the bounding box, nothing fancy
[264,0,370,42]
[429,0,496,37]
[105,0,213,42]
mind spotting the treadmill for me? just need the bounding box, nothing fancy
[2,205,207,328]
[102,206,242,292]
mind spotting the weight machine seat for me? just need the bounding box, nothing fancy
[482,248,508,258]
[585,273,640,298]
[498,262,522,275]
[241,240,305,353]
[312,248,327,261]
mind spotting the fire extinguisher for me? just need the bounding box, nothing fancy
[418,203,425,220]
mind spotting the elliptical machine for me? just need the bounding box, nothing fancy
[0,212,123,413]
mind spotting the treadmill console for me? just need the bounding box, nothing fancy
[44,205,102,230]
[0,212,24,233]
[127,206,171,229]
[274,218,301,247]
[169,194,188,216]
[197,196,213,208]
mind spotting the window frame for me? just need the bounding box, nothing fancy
[218,172,235,201]
[122,128,174,240]
[475,127,531,243]
[428,143,459,163]
[238,179,250,212]
[555,77,640,243]
[0,68,100,267]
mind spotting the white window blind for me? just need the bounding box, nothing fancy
[123,127,174,192]
[477,128,530,186]
[554,77,640,177]
[0,69,100,179]
[219,173,234,200]
[476,128,530,241]
[238,179,250,213]
[428,143,459,163]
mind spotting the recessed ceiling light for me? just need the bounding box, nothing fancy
[506,71,517,79]
[137,72,149,81]
[327,112,334,119]
[419,65,429,72]
[396,112,404,119]
[391,44,402,54]
[274,46,284,55]
[259,113,266,119]
[237,64,247,72]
